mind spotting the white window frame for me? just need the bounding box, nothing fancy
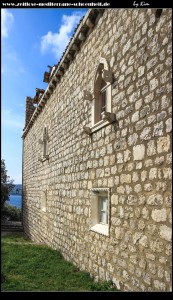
[90,188,110,236]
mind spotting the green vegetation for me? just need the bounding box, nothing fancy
[2,204,22,222]
[1,232,30,243]
[1,159,14,209]
[1,233,118,292]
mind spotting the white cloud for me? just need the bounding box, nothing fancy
[2,109,24,129]
[1,9,14,38]
[41,11,84,59]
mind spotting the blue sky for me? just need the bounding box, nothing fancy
[1,8,87,184]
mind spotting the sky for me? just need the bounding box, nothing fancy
[1,7,87,184]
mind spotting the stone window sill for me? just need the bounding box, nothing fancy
[91,120,109,133]
[38,156,49,162]
[90,223,109,236]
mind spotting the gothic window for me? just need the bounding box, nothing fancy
[43,127,48,159]
[94,64,108,124]
[83,57,115,134]
[39,126,49,161]
[92,58,113,130]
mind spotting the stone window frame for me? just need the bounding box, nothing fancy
[91,57,113,133]
[38,126,49,162]
[90,188,110,236]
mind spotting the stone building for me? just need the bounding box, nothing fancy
[22,8,172,291]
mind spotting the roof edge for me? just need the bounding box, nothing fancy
[22,8,105,139]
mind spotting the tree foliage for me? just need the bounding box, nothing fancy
[1,159,15,209]
[2,204,22,221]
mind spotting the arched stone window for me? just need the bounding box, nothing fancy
[92,57,113,130]
[38,126,49,161]
[43,127,48,158]
[94,64,108,123]
[83,57,115,134]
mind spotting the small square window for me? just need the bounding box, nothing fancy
[41,190,47,212]
[90,188,110,236]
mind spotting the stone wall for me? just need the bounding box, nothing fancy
[22,9,172,291]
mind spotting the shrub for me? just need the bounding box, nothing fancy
[2,204,22,221]
[89,280,118,291]
[1,159,14,209]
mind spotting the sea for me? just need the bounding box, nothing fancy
[8,195,22,209]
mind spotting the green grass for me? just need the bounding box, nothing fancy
[1,233,31,243]
[1,233,118,292]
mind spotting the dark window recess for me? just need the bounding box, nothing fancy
[156,9,163,19]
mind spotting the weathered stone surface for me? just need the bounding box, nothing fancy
[143,273,151,285]
[165,118,172,132]
[147,114,156,124]
[142,207,149,220]
[159,225,172,241]
[135,120,146,131]
[133,232,143,244]
[157,136,170,153]
[127,133,138,146]
[151,208,167,222]
[140,127,151,141]
[147,140,156,156]
[138,220,145,230]
[153,122,164,137]
[154,280,166,291]
[120,174,131,184]
[139,235,148,247]
[131,111,139,123]
[147,194,163,206]
[127,195,137,205]
[162,168,172,180]
[124,149,131,162]
[150,78,158,91]
[133,145,145,160]
[134,184,142,193]
[141,170,147,182]
[148,262,157,274]
[149,168,157,180]
[146,253,155,261]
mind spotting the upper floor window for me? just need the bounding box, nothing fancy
[39,126,49,162]
[43,127,48,159]
[94,64,108,123]
[92,58,113,131]
[83,57,115,135]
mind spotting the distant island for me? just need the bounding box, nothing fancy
[10,184,22,195]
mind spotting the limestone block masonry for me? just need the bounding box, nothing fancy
[22,9,172,291]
